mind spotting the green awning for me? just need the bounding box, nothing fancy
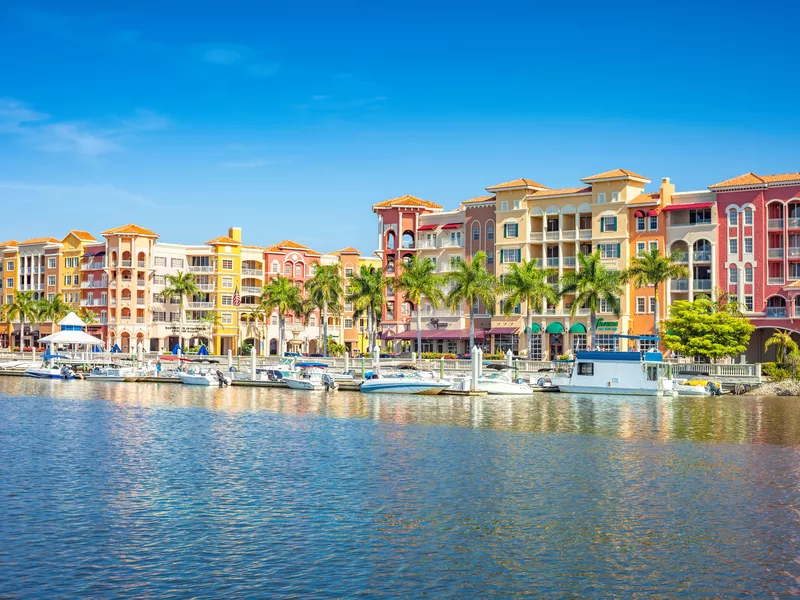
[526,323,541,333]
[545,322,564,334]
[569,323,587,333]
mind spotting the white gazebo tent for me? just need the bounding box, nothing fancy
[38,312,104,363]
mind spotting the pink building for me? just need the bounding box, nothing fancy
[711,171,800,361]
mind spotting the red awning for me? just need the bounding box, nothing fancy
[662,202,714,212]
[634,210,645,218]
[391,328,485,340]
[417,224,438,231]
[441,222,463,229]
[488,327,518,335]
[647,208,659,217]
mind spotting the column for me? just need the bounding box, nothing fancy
[688,250,694,299]
[711,243,718,291]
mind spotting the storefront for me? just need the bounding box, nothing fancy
[389,328,485,354]
[489,327,518,355]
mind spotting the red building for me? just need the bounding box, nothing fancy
[710,171,800,361]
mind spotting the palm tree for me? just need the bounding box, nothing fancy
[305,264,343,356]
[199,311,221,354]
[444,251,498,351]
[346,265,385,352]
[625,247,688,334]
[698,286,743,316]
[261,275,302,356]
[162,271,200,351]
[765,330,798,365]
[242,305,265,355]
[560,252,624,348]
[78,307,98,326]
[396,255,444,355]
[1,290,38,349]
[38,294,72,326]
[501,260,559,356]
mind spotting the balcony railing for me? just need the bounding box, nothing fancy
[530,231,544,242]
[693,251,711,262]
[80,280,107,288]
[545,231,559,241]
[530,258,543,267]
[789,247,800,258]
[242,268,263,277]
[136,317,146,324]
[198,284,214,291]
[137,280,146,287]
[768,248,785,258]
[412,310,462,319]
[671,279,689,291]
[768,218,784,230]
[82,261,105,270]
[242,286,262,295]
[401,244,415,250]
[673,252,688,263]
[136,299,145,305]
[440,239,463,248]
[563,256,576,267]
[574,308,590,316]
[579,229,592,239]
[137,260,146,268]
[417,241,437,249]
[121,260,132,267]
[187,302,214,309]
[188,265,214,273]
[768,277,785,286]
[80,299,108,307]
[789,217,800,229]
[694,279,712,290]
[546,257,559,267]
[766,307,787,318]
[562,230,577,241]
[110,280,117,287]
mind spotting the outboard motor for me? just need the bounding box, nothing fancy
[216,370,228,387]
[322,374,335,392]
[706,381,721,396]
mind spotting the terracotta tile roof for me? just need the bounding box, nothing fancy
[266,240,321,255]
[334,246,360,254]
[581,168,649,182]
[372,195,443,210]
[531,186,592,198]
[486,178,549,192]
[0,240,18,247]
[461,195,496,204]
[785,281,800,289]
[709,171,800,190]
[629,192,661,205]
[69,230,96,241]
[102,223,158,236]
[205,235,242,246]
[19,237,61,245]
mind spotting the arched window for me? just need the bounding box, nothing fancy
[295,263,303,278]
[401,230,415,249]
[271,260,279,273]
[473,226,480,241]
[729,265,738,283]
[728,208,738,225]
[386,231,396,250]
[284,262,292,276]
[310,315,316,327]
[744,207,754,226]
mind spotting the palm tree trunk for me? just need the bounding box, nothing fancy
[469,302,475,351]
[653,283,659,336]
[526,302,532,358]
[416,306,422,356]
[367,308,373,351]
[279,313,285,356]
[590,311,597,349]
[323,301,328,356]
[179,295,185,352]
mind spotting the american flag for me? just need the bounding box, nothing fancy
[233,286,241,307]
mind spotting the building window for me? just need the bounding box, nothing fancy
[649,215,658,230]
[571,334,586,353]
[649,241,658,252]
[284,263,291,275]
[73,275,80,285]
[598,244,620,259]
[47,258,56,269]
[152,311,166,322]
[5,294,11,304]
[745,266,753,283]
[153,293,165,303]
[64,276,70,286]
[271,315,278,325]
[744,208,753,225]
[169,312,180,322]
[154,275,165,285]
[473,226,480,241]
[636,216,646,231]
[690,208,712,225]
[500,201,508,211]
[636,242,646,256]
[649,297,656,313]
[154,256,167,267]
[47,276,55,286]
[344,318,353,329]
[729,208,738,225]
[499,249,521,264]
[222,313,233,325]
[503,223,518,238]
[600,216,617,232]
[729,239,738,254]
[221,295,233,306]
[5,278,12,288]
[271,260,279,273]
[486,251,494,265]
[6,261,13,271]
[47,293,54,301]
[729,266,738,283]
[744,296,754,311]
[637,297,646,313]
[577,362,594,376]
[744,237,753,254]
[344,267,354,277]
[597,193,606,204]
[611,192,619,203]
[513,199,521,209]
[595,334,619,351]
[170,258,183,268]
[222,259,233,270]
[487,225,494,240]
[222,276,233,288]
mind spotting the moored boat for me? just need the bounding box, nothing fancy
[284,363,337,391]
[86,366,143,382]
[24,365,76,380]
[360,373,451,395]
[178,368,231,386]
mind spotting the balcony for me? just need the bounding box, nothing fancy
[562,230,577,241]
[574,308,590,316]
[440,239,463,249]
[242,286,262,295]
[768,218,784,230]
[417,240,437,249]
[242,268,262,277]
[80,299,108,307]
[789,247,800,258]
[136,299,145,306]
[693,251,711,262]
[530,231,544,242]
[81,280,107,289]
[198,283,214,291]
[671,279,689,291]
[136,317,146,324]
[546,257,559,267]
[768,248,785,259]
[188,265,214,273]
[137,260,146,268]
[789,217,800,229]
[401,244,415,250]
[673,252,688,263]
[768,277,785,286]
[82,261,105,270]
[694,279,712,290]
[545,231,559,241]
[766,307,787,318]
[187,301,214,309]
[579,229,592,239]
[412,309,462,319]
[121,260,132,267]
[110,280,117,288]
[563,256,576,267]
[136,280,146,287]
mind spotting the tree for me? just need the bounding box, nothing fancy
[395,255,444,355]
[698,286,743,316]
[305,263,343,356]
[560,252,624,347]
[261,275,302,356]
[624,247,688,334]
[1,290,38,349]
[326,336,348,357]
[162,271,200,351]
[38,294,72,326]
[662,297,755,360]
[199,311,221,354]
[444,251,498,351]
[764,330,799,365]
[501,260,559,356]
[242,305,265,355]
[78,307,98,326]
[346,265,385,352]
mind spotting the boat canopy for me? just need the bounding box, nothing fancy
[575,350,664,362]
[296,362,329,368]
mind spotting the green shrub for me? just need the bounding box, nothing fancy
[763,362,791,381]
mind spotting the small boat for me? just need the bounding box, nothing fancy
[178,368,232,386]
[24,365,75,380]
[285,363,337,391]
[674,379,723,396]
[86,366,142,382]
[264,356,353,383]
[476,365,534,395]
[360,372,451,395]
[551,344,675,397]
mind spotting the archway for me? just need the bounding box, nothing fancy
[401,230,415,249]
[120,332,131,353]
[386,230,396,250]
[269,338,278,355]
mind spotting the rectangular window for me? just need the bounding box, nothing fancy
[344,267,354,277]
[744,210,753,225]
[222,276,233,288]
[600,216,617,232]
[47,276,55,286]
[64,275,70,286]
[152,311,166,322]
[729,266,738,283]
[73,275,80,285]
[500,249,521,263]
[500,201,508,211]
[595,334,620,351]
[154,256,167,267]
[745,296,754,311]
[344,318,353,329]
[744,237,753,254]
[154,275,165,285]
[6,261,13,271]
[513,200,521,209]
[636,242,646,256]
[689,209,712,225]
[597,193,606,204]
[637,297,646,313]
[745,266,753,283]
[222,295,233,306]
[47,258,56,269]
[611,192,620,203]
[729,209,738,225]
[170,258,183,268]
[571,334,587,353]
[5,294,11,304]
[729,239,738,254]
[577,362,594,376]
[6,278,12,288]
[486,251,494,265]
[47,293,54,301]
[487,226,494,241]
[169,312,180,322]
[222,259,233,270]
[598,244,620,259]
[222,313,233,325]
[503,223,518,238]
[636,216,646,231]
[649,215,658,230]
[649,297,656,313]
[649,241,658,252]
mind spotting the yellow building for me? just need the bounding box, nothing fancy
[0,240,19,348]
[204,227,243,355]
[60,230,97,310]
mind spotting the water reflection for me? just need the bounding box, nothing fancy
[2,378,800,446]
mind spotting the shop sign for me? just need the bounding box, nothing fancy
[596,318,618,331]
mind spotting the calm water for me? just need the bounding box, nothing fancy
[2,380,800,598]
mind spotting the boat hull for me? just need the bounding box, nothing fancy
[557,385,665,396]
[285,380,327,390]
[24,368,75,380]
[86,375,127,382]
[477,380,533,395]
[178,373,231,386]
[360,380,450,395]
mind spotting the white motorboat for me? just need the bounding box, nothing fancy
[284,363,337,391]
[86,366,142,382]
[550,344,675,397]
[475,365,534,395]
[24,365,75,380]
[674,379,722,396]
[178,368,232,386]
[360,372,451,395]
[265,356,353,383]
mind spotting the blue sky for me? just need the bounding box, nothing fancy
[1,0,798,253]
